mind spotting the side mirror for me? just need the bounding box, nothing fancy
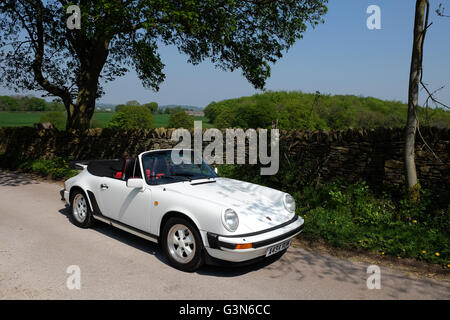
[127,178,144,189]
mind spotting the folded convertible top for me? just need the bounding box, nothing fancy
[86,159,125,178]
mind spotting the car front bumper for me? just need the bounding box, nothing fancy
[60,189,69,204]
[204,215,304,263]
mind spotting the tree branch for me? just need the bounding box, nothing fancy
[436,3,450,17]
[411,1,444,163]
[30,0,72,106]
[420,81,450,110]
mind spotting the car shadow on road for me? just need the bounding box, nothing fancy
[196,257,285,277]
[58,205,167,264]
[0,171,40,187]
[58,204,285,277]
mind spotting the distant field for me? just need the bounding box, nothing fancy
[92,112,114,127]
[0,112,213,128]
[0,112,42,127]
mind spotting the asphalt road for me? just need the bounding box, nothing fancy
[0,171,449,300]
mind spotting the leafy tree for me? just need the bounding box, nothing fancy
[0,95,68,111]
[214,110,236,128]
[107,105,153,129]
[24,97,48,111]
[48,98,65,112]
[164,106,184,114]
[0,0,328,130]
[0,96,19,111]
[204,101,223,123]
[115,104,126,112]
[39,111,66,130]
[144,102,158,113]
[168,111,194,128]
[326,105,354,129]
[126,100,141,106]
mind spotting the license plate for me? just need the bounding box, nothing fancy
[265,239,291,257]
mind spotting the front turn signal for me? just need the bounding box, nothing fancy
[235,243,253,250]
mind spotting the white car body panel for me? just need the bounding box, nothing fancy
[97,177,152,232]
[62,149,304,264]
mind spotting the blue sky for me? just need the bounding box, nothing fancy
[2,0,449,108]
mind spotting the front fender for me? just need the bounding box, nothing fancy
[151,189,224,241]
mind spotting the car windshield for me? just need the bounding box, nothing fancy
[141,150,217,185]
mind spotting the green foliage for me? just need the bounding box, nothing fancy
[168,111,194,128]
[205,91,450,129]
[215,102,276,129]
[298,181,449,265]
[0,95,65,112]
[126,100,141,106]
[0,95,19,111]
[25,97,47,111]
[39,111,66,130]
[18,158,78,179]
[203,101,220,123]
[48,99,66,112]
[107,105,153,129]
[115,104,126,112]
[164,106,185,114]
[144,102,158,113]
[218,166,449,266]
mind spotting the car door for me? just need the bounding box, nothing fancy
[97,158,152,233]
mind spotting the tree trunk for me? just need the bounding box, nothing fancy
[405,0,428,202]
[66,103,95,130]
[66,80,98,130]
[65,38,110,131]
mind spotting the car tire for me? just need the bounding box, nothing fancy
[162,217,205,272]
[70,189,94,228]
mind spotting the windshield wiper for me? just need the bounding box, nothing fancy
[190,175,215,180]
[159,175,191,182]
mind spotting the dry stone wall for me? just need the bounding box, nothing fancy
[0,126,448,187]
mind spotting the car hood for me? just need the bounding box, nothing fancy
[164,177,295,233]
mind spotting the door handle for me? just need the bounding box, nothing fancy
[100,183,109,190]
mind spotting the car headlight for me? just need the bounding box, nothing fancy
[222,209,239,232]
[283,194,296,213]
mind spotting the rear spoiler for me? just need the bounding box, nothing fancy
[75,163,88,170]
[69,159,122,171]
[69,160,90,170]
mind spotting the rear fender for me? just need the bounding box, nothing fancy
[69,185,95,212]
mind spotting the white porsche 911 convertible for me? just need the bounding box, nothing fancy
[60,149,304,271]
